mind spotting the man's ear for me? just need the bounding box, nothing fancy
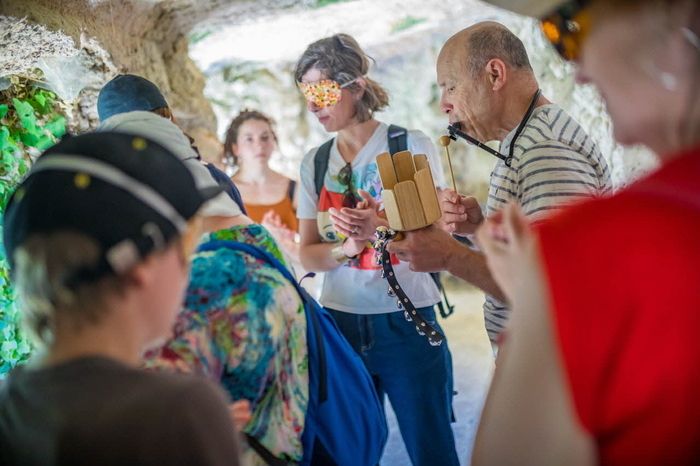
[126,258,152,289]
[485,58,508,91]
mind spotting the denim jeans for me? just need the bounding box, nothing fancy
[327,306,459,466]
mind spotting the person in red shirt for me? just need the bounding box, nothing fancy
[471,0,700,465]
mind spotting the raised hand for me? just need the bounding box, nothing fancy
[228,399,252,431]
[475,202,536,304]
[438,188,484,236]
[261,210,284,230]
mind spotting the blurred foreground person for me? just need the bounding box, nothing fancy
[473,0,700,465]
[0,132,240,465]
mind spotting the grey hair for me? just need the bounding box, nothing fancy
[466,24,533,76]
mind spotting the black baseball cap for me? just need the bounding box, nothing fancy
[3,131,221,285]
[97,74,169,121]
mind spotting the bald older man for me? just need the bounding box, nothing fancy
[389,22,612,347]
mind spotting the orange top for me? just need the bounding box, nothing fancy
[245,196,298,232]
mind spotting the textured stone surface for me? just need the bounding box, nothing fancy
[0,16,77,78]
[0,16,114,132]
[1,0,217,132]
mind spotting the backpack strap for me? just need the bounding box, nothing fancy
[198,240,329,464]
[387,124,408,155]
[244,434,293,466]
[314,125,406,197]
[200,240,293,281]
[313,138,334,197]
[287,179,297,202]
[431,273,455,319]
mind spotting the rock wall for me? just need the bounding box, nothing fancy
[1,0,217,133]
[0,16,111,132]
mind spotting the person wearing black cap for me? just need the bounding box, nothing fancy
[97,73,247,214]
[0,132,240,466]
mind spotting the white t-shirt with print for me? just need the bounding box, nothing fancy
[297,122,444,314]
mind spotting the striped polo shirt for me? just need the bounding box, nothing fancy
[484,103,613,342]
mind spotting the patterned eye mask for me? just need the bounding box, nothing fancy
[298,78,358,108]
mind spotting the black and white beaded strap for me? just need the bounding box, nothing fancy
[373,227,445,347]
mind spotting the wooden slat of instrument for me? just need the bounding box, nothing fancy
[376,152,398,190]
[414,167,441,225]
[393,181,426,231]
[392,150,415,182]
[382,189,404,231]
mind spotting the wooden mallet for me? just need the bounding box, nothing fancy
[438,135,458,192]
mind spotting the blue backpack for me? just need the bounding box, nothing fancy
[198,240,388,466]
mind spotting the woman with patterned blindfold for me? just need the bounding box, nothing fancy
[298,77,361,110]
[294,34,459,466]
[472,1,700,465]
